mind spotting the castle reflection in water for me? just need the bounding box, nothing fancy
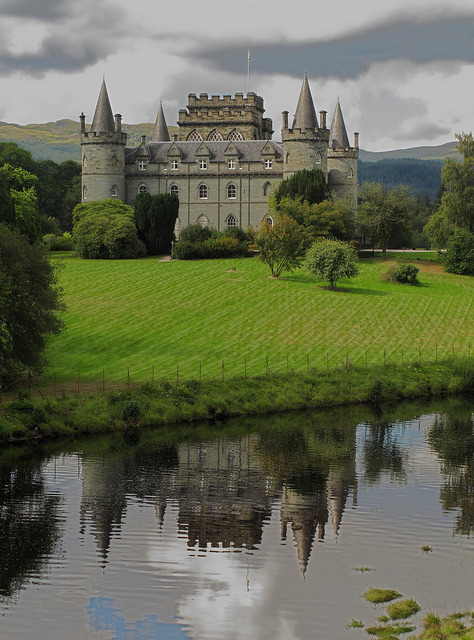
[79,433,357,574]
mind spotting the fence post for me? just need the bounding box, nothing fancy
[401,348,403,365]
[176,363,179,386]
[383,349,386,365]
[365,350,367,367]
[452,345,455,356]
[418,347,421,362]
[152,365,155,384]
[469,343,471,358]
[199,361,202,383]
[102,368,105,393]
[327,353,329,370]
[77,371,80,395]
[307,354,310,374]
[266,357,269,376]
[127,366,130,389]
[435,346,437,363]
[222,360,225,381]
[54,372,57,399]
[286,355,289,374]
[244,357,247,379]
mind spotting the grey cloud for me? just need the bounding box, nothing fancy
[186,15,474,79]
[398,122,451,141]
[0,0,75,22]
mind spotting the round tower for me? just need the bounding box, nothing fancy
[80,80,127,203]
[281,74,329,179]
[327,99,359,211]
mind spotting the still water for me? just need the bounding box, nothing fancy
[0,399,473,640]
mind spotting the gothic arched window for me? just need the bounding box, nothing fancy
[263,181,272,196]
[170,184,179,196]
[138,184,148,193]
[82,185,87,201]
[227,130,243,141]
[197,215,209,228]
[198,184,208,199]
[227,184,237,199]
[264,215,273,226]
[111,185,118,197]
[207,129,223,141]
[187,130,203,141]
[226,214,237,227]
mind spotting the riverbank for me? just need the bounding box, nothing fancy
[1,358,472,444]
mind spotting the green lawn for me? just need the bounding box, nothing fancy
[45,253,473,385]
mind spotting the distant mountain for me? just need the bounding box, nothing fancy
[358,158,443,199]
[359,141,459,162]
[0,119,461,166]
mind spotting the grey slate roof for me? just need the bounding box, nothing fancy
[292,73,318,130]
[151,103,170,142]
[91,79,115,134]
[329,99,350,149]
[125,140,283,164]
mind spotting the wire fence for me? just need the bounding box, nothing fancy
[0,343,471,404]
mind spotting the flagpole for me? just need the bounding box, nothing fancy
[247,49,250,94]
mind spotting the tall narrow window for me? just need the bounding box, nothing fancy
[199,159,207,170]
[227,159,236,170]
[111,185,118,197]
[198,184,208,199]
[315,153,321,164]
[227,184,237,199]
[82,185,87,201]
[170,160,178,170]
[263,181,272,196]
[170,184,179,196]
[226,215,237,227]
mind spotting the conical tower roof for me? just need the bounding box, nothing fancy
[292,73,318,130]
[151,103,170,142]
[329,99,350,149]
[91,79,115,134]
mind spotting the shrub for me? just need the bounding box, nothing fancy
[174,228,250,259]
[381,262,420,284]
[443,228,474,275]
[43,232,74,251]
[74,212,146,259]
[363,589,402,603]
[179,223,215,244]
[386,599,420,620]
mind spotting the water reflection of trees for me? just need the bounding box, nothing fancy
[360,421,408,484]
[0,464,62,598]
[428,413,474,536]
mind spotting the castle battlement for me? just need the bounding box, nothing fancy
[81,131,127,144]
[281,127,330,142]
[187,92,264,110]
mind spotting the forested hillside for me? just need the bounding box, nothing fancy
[358,158,443,199]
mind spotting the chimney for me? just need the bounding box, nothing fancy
[114,113,122,133]
[319,110,327,129]
[282,111,289,130]
[354,132,359,149]
[80,113,86,134]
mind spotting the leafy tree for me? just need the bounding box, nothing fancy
[72,198,135,227]
[424,209,454,250]
[276,196,354,243]
[0,142,36,172]
[305,239,359,289]
[255,215,305,277]
[0,163,38,191]
[11,188,41,243]
[271,168,329,208]
[134,192,179,255]
[0,223,64,382]
[443,227,474,275]
[0,173,15,226]
[438,132,474,233]
[74,212,146,259]
[358,183,415,256]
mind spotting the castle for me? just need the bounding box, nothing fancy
[80,75,359,232]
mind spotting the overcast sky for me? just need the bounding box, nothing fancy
[0,0,473,151]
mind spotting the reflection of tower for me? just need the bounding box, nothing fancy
[280,485,328,575]
[79,457,127,561]
[327,463,358,536]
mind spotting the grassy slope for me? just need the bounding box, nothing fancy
[45,254,473,384]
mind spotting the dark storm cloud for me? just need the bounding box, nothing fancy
[0,0,75,22]
[187,15,474,79]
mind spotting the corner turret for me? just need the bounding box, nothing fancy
[80,79,127,203]
[327,99,359,209]
[281,74,329,179]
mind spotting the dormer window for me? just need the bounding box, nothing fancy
[227,160,236,170]
[199,160,207,170]
[138,161,147,171]
[264,159,273,169]
[170,160,178,170]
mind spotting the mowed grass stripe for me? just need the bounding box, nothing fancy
[46,254,474,382]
